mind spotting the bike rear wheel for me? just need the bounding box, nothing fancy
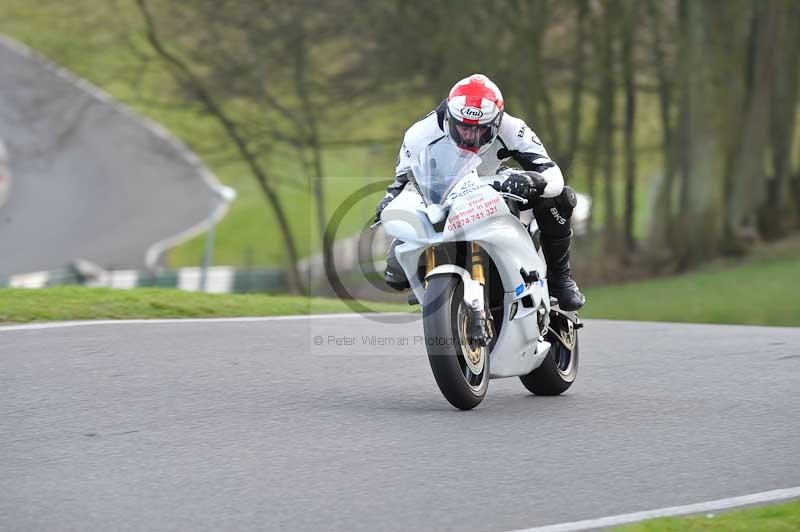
[519,314,578,395]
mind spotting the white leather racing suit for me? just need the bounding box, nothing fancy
[380,100,585,311]
[385,100,566,204]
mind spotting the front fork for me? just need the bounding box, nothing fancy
[425,242,486,286]
[425,247,436,280]
[424,244,489,346]
[469,243,490,346]
[423,243,485,282]
[470,242,485,285]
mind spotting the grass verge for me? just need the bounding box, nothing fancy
[0,286,412,323]
[614,498,800,531]
[2,238,798,325]
[582,240,800,327]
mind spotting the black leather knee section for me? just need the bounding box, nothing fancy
[557,186,578,210]
[532,187,575,239]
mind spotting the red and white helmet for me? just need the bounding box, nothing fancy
[444,74,505,155]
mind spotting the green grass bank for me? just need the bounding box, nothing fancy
[2,238,799,325]
[0,287,412,323]
[582,238,800,327]
[614,497,800,531]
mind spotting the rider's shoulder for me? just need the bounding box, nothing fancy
[402,111,444,153]
[498,113,545,152]
[498,113,529,141]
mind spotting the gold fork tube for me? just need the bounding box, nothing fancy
[424,247,436,284]
[471,242,485,285]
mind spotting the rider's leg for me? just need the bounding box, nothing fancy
[531,186,586,311]
[384,238,410,291]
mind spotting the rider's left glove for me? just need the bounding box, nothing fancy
[500,171,547,202]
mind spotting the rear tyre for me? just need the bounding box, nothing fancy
[519,319,578,396]
[423,275,489,410]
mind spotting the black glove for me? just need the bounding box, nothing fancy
[375,195,393,222]
[500,172,547,202]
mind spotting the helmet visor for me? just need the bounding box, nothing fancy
[447,115,497,152]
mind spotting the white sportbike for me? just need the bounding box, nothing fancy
[379,142,582,410]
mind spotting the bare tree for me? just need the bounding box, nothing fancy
[673,0,724,268]
[135,0,304,293]
[759,0,800,238]
[46,0,800,284]
[598,0,619,250]
[621,0,638,254]
[644,0,677,264]
[721,0,781,253]
[561,0,589,174]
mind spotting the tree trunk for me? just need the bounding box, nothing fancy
[644,0,676,265]
[291,10,335,289]
[722,0,780,252]
[600,0,618,251]
[562,0,588,173]
[136,0,304,293]
[760,0,800,237]
[586,108,601,236]
[520,0,546,130]
[540,81,562,160]
[621,0,638,254]
[674,0,723,268]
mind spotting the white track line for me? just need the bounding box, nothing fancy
[0,313,416,332]
[507,486,800,532]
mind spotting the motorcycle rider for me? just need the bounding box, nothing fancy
[376,74,585,311]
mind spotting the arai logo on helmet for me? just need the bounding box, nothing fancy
[460,107,484,119]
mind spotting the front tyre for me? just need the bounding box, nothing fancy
[423,275,489,410]
[519,318,578,396]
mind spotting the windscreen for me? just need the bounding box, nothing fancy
[409,142,481,205]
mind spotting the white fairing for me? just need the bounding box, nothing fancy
[381,170,552,379]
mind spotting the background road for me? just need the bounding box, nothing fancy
[0,37,225,277]
[1,316,799,531]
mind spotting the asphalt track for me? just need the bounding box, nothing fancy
[1,315,799,531]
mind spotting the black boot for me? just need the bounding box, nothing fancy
[384,239,410,291]
[541,231,585,311]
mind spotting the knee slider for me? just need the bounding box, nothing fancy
[557,186,578,209]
